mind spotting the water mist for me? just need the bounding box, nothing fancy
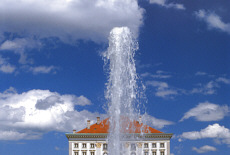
[103,27,139,155]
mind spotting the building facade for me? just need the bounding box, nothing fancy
[65,117,173,155]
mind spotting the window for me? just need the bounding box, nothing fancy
[74,152,79,155]
[90,152,95,155]
[103,152,108,155]
[160,151,165,155]
[144,143,148,148]
[144,152,149,155]
[90,143,95,148]
[131,152,136,155]
[152,143,156,148]
[74,143,78,148]
[103,143,108,150]
[160,143,164,148]
[82,143,87,148]
[82,152,87,155]
[131,143,136,151]
[152,152,156,155]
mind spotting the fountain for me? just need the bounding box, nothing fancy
[103,27,139,155]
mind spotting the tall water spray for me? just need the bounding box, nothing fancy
[103,27,139,155]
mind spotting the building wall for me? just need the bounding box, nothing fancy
[69,140,170,155]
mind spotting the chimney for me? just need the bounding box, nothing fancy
[87,120,90,129]
[139,116,142,124]
[73,129,76,134]
[97,117,100,124]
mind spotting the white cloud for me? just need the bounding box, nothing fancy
[55,146,60,151]
[28,66,57,74]
[0,55,16,73]
[191,81,219,95]
[0,88,104,140]
[195,71,207,76]
[195,10,230,34]
[75,95,92,106]
[0,38,41,64]
[0,130,41,141]
[149,0,185,10]
[141,70,172,79]
[0,0,144,43]
[216,77,230,85]
[180,123,230,145]
[180,101,229,122]
[146,80,178,98]
[142,113,174,129]
[192,145,217,154]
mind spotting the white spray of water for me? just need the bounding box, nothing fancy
[103,27,139,155]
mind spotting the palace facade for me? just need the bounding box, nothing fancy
[65,117,173,155]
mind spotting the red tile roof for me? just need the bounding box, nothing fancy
[77,118,163,134]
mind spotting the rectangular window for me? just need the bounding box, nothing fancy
[144,152,148,155]
[74,143,78,148]
[152,152,156,155]
[131,143,136,151]
[160,151,164,155]
[103,143,107,150]
[90,143,95,148]
[90,152,95,155]
[160,143,164,148]
[74,152,79,155]
[82,143,87,148]
[82,152,86,155]
[144,143,148,148]
[152,143,156,148]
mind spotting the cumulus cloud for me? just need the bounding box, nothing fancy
[142,113,174,129]
[180,123,230,145]
[0,88,104,141]
[146,80,179,98]
[180,101,229,122]
[0,55,16,73]
[0,0,144,43]
[192,145,217,154]
[195,10,230,34]
[149,0,185,10]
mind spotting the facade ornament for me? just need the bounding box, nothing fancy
[137,143,142,148]
[96,143,102,148]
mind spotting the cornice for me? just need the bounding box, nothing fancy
[65,133,173,140]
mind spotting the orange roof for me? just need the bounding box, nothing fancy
[77,118,163,134]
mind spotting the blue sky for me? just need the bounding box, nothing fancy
[0,0,230,154]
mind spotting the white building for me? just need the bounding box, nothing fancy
[65,117,173,155]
